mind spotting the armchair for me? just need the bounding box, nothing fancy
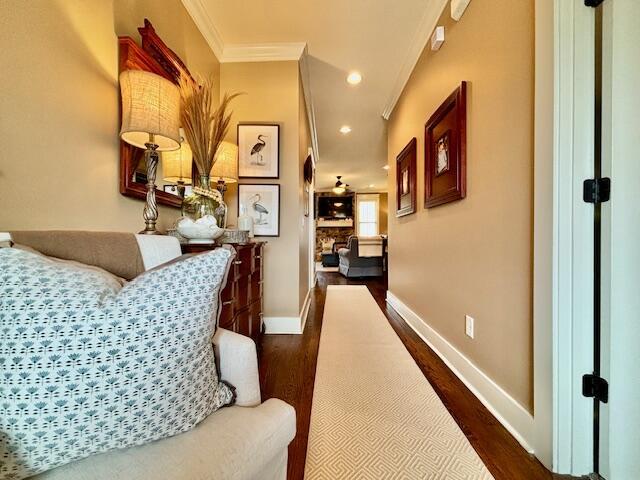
[338,235,385,278]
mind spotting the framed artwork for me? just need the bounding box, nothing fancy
[238,184,280,237]
[303,154,313,217]
[425,81,467,208]
[238,124,280,178]
[395,137,417,217]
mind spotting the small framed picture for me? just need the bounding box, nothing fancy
[238,124,280,178]
[238,184,280,237]
[396,138,417,217]
[425,82,467,208]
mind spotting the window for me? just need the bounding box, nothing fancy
[357,194,380,236]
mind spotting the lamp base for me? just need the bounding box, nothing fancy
[216,178,227,198]
[138,227,163,235]
[141,139,160,235]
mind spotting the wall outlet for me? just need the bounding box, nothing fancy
[465,315,475,339]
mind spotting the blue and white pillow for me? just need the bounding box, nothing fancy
[0,247,235,479]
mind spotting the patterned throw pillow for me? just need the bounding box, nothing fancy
[0,247,235,479]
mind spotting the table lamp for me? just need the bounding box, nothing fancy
[162,133,193,197]
[119,69,181,234]
[211,141,238,198]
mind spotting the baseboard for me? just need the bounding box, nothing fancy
[300,288,312,332]
[386,291,535,454]
[264,289,312,335]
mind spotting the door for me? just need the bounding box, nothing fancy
[598,0,640,478]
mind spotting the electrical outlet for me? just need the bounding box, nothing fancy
[465,315,474,339]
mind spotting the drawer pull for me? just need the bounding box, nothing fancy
[222,300,234,306]
[255,255,262,259]
[258,280,265,285]
[234,260,242,265]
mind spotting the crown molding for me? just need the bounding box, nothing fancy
[180,0,225,60]
[181,0,306,63]
[223,42,307,63]
[381,0,448,120]
[299,47,320,162]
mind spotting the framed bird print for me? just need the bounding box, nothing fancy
[424,82,467,208]
[396,137,417,217]
[238,184,280,237]
[238,124,280,178]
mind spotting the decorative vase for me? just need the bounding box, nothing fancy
[181,175,227,227]
[238,205,255,237]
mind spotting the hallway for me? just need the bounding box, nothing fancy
[259,273,553,479]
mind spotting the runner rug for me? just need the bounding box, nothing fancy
[304,285,493,479]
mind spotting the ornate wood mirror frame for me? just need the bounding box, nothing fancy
[118,20,195,208]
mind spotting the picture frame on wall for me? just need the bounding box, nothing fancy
[425,81,467,208]
[395,137,417,217]
[238,184,280,237]
[238,124,280,178]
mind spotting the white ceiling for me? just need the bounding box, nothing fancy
[188,0,447,191]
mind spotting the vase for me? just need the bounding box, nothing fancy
[181,175,227,227]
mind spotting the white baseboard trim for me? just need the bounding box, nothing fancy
[299,288,312,332]
[264,289,312,335]
[386,291,535,454]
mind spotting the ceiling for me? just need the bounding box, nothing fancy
[188,0,447,191]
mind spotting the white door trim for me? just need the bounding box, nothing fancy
[552,0,596,475]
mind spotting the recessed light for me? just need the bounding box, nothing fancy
[369,184,375,188]
[383,165,390,170]
[340,125,352,134]
[347,71,362,85]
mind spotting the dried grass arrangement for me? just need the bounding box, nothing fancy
[179,75,241,182]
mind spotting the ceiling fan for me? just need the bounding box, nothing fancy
[332,176,349,195]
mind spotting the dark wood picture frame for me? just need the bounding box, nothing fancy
[118,20,195,208]
[238,184,281,237]
[237,124,280,179]
[424,81,467,208]
[396,137,417,217]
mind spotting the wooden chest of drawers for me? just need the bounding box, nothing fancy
[181,242,265,344]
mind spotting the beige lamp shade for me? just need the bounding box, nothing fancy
[119,70,181,151]
[211,141,239,183]
[162,140,193,184]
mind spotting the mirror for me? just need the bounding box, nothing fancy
[118,20,196,208]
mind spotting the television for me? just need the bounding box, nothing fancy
[317,196,354,219]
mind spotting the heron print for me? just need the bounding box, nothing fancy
[238,184,280,236]
[250,135,268,166]
[238,124,279,178]
[250,193,269,225]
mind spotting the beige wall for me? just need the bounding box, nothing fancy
[298,78,312,310]
[388,0,534,410]
[0,0,218,232]
[220,61,307,318]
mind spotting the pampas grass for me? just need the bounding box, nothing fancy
[179,75,241,182]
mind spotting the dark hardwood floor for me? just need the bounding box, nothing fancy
[259,272,556,480]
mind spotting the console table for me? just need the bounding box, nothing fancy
[181,242,265,344]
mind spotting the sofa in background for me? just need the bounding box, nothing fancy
[338,235,385,278]
[1,231,296,480]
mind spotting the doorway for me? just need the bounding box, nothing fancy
[552,1,639,478]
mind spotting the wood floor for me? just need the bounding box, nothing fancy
[258,272,555,480]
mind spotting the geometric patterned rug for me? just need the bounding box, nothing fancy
[304,285,493,479]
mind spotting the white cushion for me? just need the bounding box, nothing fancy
[134,234,182,270]
[0,247,234,479]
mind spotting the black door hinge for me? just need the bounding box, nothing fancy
[583,178,611,204]
[583,374,609,403]
[585,0,604,7]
